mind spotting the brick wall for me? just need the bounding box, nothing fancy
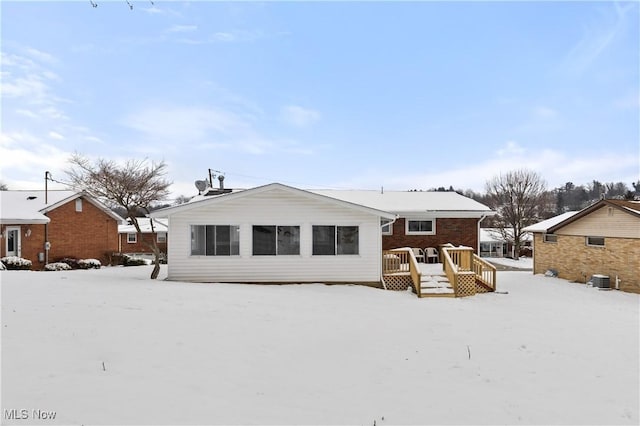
[45,197,119,265]
[119,232,167,254]
[383,217,479,251]
[532,233,640,294]
[1,224,46,264]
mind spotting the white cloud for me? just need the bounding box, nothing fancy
[0,131,71,182]
[335,141,639,193]
[561,3,635,74]
[48,131,65,140]
[281,105,321,128]
[167,25,198,33]
[533,106,559,119]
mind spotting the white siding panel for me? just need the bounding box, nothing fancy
[167,188,383,283]
[559,206,640,238]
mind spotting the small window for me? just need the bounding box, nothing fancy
[75,198,83,212]
[127,233,137,243]
[586,236,605,247]
[157,232,167,243]
[406,219,435,235]
[381,221,392,235]
[543,234,557,243]
[312,225,359,255]
[252,225,300,255]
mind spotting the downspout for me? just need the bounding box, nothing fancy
[477,215,487,255]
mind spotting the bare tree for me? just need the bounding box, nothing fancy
[485,169,547,260]
[66,154,171,279]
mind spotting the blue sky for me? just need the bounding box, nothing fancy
[1,1,638,199]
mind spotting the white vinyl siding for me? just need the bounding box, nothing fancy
[165,188,383,283]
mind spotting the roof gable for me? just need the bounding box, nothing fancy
[0,190,125,224]
[548,199,640,233]
[149,183,397,220]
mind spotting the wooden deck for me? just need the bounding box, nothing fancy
[382,246,496,298]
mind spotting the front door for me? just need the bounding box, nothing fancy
[5,226,21,257]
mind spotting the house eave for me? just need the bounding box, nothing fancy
[0,218,50,225]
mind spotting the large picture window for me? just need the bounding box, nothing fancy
[252,226,300,255]
[191,225,239,256]
[406,219,435,235]
[312,225,359,255]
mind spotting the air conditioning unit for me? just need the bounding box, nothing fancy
[590,274,610,289]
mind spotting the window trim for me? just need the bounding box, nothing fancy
[75,198,83,212]
[405,219,435,235]
[312,225,360,256]
[543,234,557,243]
[157,232,167,243]
[252,225,301,256]
[381,221,393,235]
[190,225,240,256]
[127,233,137,243]
[586,236,605,247]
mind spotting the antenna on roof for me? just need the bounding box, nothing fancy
[194,180,208,194]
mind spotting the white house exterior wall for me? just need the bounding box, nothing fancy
[558,206,640,239]
[166,188,384,283]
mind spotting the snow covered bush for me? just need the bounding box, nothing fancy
[58,258,80,269]
[44,262,72,271]
[78,259,101,269]
[1,256,32,270]
[122,255,150,266]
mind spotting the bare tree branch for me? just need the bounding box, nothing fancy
[66,154,172,279]
[485,169,547,260]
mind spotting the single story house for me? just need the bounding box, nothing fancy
[523,199,640,293]
[310,189,495,253]
[479,228,532,258]
[150,183,494,285]
[0,190,124,267]
[149,183,397,284]
[118,217,168,255]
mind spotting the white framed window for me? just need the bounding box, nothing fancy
[191,225,240,256]
[381,221,393,235]
[586,236,605,247]
[252,225,300,255]
[543,234,557,243]
[406,219,435,235]
[127,233,137,243]
[75,198,83,212]
[312,225,359,255]
[157,232,167,243]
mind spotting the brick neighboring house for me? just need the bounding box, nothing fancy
[0,190,124,267]
[524,199,640,294]
[118,218,168,256]
[310,190,495,253]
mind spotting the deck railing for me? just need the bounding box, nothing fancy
[382,248,422,296]
[472,255,497,291]
[441,246,497,296]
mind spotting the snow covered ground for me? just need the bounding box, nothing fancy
[1,265,638,425]
[485,256,533,270]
